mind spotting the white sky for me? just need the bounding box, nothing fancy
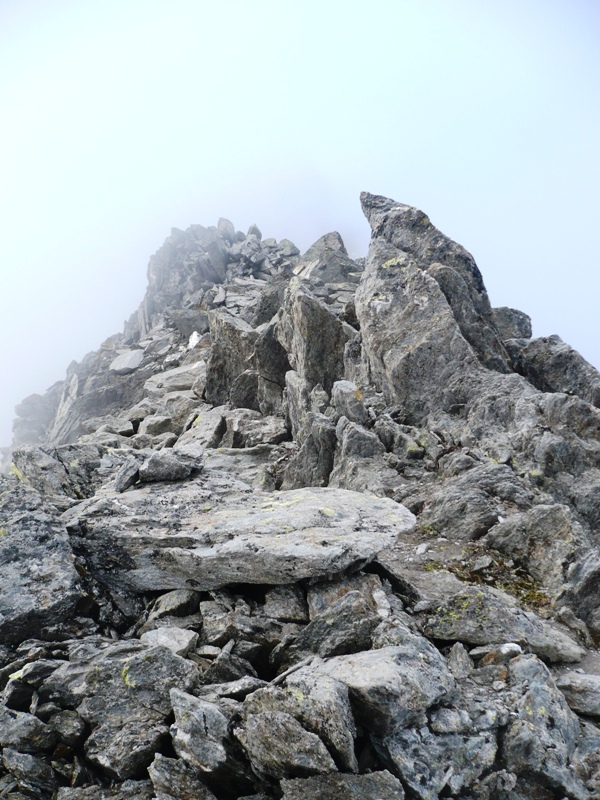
[1,0,599,448]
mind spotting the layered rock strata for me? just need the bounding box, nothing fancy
[1,195,600,799]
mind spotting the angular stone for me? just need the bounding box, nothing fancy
[331,380,370,425]
[355,243,478,424]
[360,193,509,373]
[138,414,173,436]
[39,640,198,779]
[307,643,455,735]
[148,753,218,800]
[144,361,207,396]
[502,654,588,799]
[205,311,259,406]
[280,771,405,800]
[170,689,254,796]
[425,586,585,663]
[275,590,380,667]
[282,412,336,490]
[0,706,57,752]
[234,711,336,779]
[0,484,83,646]
[140,626,199,656]
[381,726,497,800]
[277,279,354,393]
[555,671,600,716]
[263,585,308,623]
[515,334,600,407]
[109,350,145,375]
[492,306,532,340]
[138,450,199,483]
[243,669,358,772]
[2,748,56,793]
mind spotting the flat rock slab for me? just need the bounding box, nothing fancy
[65,485,415,593]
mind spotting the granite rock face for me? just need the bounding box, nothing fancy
[2,196,600,799]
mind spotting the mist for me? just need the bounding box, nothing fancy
[1,0,599,448]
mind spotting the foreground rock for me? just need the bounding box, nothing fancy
[65,484,415,593]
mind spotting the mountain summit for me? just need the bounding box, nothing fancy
[1,195,599,798]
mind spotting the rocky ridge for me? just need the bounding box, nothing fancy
[1,193,600,799]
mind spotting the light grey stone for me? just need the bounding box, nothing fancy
[109,350,145,375]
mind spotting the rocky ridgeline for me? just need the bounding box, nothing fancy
[1,193,600,799]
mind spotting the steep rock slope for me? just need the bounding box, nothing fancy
[1,195,600,799]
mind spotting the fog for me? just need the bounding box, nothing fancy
[1,0,599,448]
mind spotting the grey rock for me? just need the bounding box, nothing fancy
[283,370,311,439]
[274,590,380,667]
[572,735,600,795]
[234,710,336,779]
[425,586,585,663]
[516,334,600,407]
[329,416,399,495]
[0,706,57,752]
[48,709,86,748]
[170,688,254,796]
[502,654,588,799]
[306,572,389,620]
[140,626,199,656]
[205,311,258,405]
[148,753,218,800]
[355,241,478,423]
[203,444,277,489]
[486,504,586,599]
[109,350,145,375]
[331,380,370,425]
[360,192,509,372]
[144,360,207,397]
[220,408,288,448]
[0,484,83,646]
[308,643,455,734]
[280,771,405,800]
[243,668,358,772]
[66,483,415,593]
[138,450,199,483]
[381,726,497,800]
[147,589,200,620]
[277,279,354,393]
[229,369,261,411]
[293,232,362,285]
[263,585,308,622]
[114,457,141,492]
[174,405,226,455]
[138,414,173,436]
[492,306,532,340]
[281,412,336,489]
[448,642,474,679]
[2,748,57,793]
[39,640,198,779]
[555,671,600,716]
[57,784,154,800]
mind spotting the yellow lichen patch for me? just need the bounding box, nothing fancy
[10,464,23,482]
[320,508,336,518]
[121,664,136,688]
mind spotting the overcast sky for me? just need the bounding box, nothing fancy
[1,0,599,448]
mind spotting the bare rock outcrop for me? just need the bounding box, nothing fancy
[1,195,600,799]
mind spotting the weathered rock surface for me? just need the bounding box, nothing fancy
[2,193,600,799]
